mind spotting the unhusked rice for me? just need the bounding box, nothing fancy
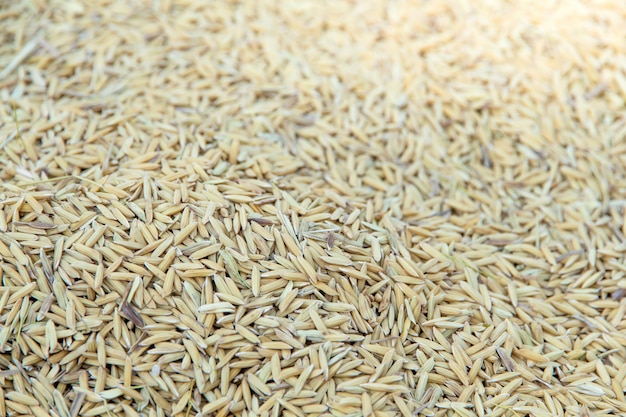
[1,0,626,416]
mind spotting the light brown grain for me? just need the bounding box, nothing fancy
[0,0,625,416]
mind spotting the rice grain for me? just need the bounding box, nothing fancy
[0,0,625,416]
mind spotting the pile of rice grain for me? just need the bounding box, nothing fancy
[1,0,626,416]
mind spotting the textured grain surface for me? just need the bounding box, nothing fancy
[1,1,626,416]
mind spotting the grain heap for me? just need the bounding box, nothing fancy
[1,0,626,416]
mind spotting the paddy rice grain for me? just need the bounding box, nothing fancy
[1,0,626,416]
